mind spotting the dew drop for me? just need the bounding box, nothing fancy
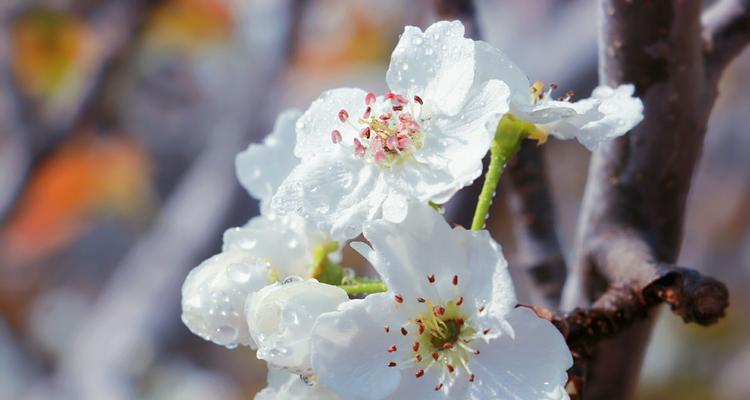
[412,37,423,45]
[214,325,238,344]
[227,263,251,283]
[282,275,304,284]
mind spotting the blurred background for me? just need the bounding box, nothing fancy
[0,1,747,399]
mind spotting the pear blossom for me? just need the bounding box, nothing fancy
[474,40,643,150]
[236,109,303,212]
[310,203,572,399]
[181,213,338,348]
[246,279,349,375]
[181,250,271,348]
[271,21,511,240]
[256,368,342,400]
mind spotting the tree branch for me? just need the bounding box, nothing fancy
[433,0,480,37]
[561,0,733,397]
[703,0,750,80]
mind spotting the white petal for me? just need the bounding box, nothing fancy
[236,109,302,211]
[409,79,510,203]
[271,156,389,241]
[255,368,342,400]
[518,102,578,125]
[181,250,271,348]
[542,84,644,151]
[469,308,572,400]
[386,21,475,116]
[473,40,531,107]
[356,202,516,313]
[311,293,408,400]
[223,213,334,279]
[383,369,445,400]
[247,280,349,375]
[295,88,369,160]
[381,193,408,223]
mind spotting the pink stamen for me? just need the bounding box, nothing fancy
[394,94,408,104]
[386,136,398,150]
[365,92,376,105]
[361,127,371,139]
[354,138,366,157]
[397,135,411,149]
[338,109,349,122]
[362,106,372,119]
[375,151,386,163]
[331,129,342,144]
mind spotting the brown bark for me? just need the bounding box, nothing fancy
[560,0,747,398]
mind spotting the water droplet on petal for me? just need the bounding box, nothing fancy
[282,275,304,284]
[214,325,238,344]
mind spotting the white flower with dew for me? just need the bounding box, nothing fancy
[246,279,349,375]
[256,368,342,400]
[181,213,339,349]
[236,109,303,213]
[181,250,271,348]
[474,40,643,150]
[488,44,643,151]
[271,21,511,240]
[310,202,573,399]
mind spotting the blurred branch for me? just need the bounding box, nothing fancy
[506,141,567,309]
[561,0,737,397]
[433,0,480,37]
[0,22,30,223]
[703,0,750,80]
[47,2,308,399]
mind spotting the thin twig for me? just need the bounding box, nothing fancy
[703,0,750,80]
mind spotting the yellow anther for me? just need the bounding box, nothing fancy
[531,80,544,93]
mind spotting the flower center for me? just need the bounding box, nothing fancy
[331,91,425,166]
[383,273,492,391]
[428,318,462,350]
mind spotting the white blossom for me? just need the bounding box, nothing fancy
[181,250,271,348]
[271,21,511,240]
[256,368,342,400]
[236,109,303,212]
[310,202,572,399]
[474,40,643,150]
[181,213,338,348]
[246,279,349,375]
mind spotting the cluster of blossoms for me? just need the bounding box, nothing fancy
[181,20,643,399]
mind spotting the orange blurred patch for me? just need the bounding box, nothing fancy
[294,8,393,73]
[0,135,153,267]
[145,0,233,52]
[10,8,97,99]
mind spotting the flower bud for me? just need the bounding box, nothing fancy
[181,250,271,348]
[246,280,348,375]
